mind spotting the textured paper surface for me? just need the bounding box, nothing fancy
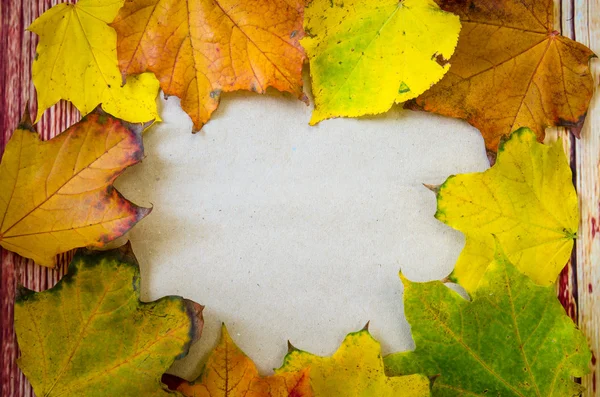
[116,88,489,377]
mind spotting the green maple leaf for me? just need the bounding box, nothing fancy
[15,244,204,397]
[385,248,591,396]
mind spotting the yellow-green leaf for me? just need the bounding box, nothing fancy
[276,328,430,396]
[15,244,204,397]
[384,248,591,396]
[435,128,578,293]
[163,325,312,397]
[303,0,461,124]
[0,109,150,267]
[29,0,160,123]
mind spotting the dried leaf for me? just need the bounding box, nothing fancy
[435,128,577,293]
[112,0,306,130]
[15,244,204,397]
[304,0,461,124]
[0,109,150,267]
[407,0,597,151]
[163,325,312,397]
[276,329,430,396]
[384,247,591,396]
[29,0,160,123]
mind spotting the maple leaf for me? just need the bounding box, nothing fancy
[276,328,431,396]
[162,325,312,397]
[384,247,591,396]
[0,108,151,267]
[29,0,160,123]
[405,0,597,152]
[15,244,204,397]
[433,128,577,294]
[112,0,306,131]
[304,0,461,124]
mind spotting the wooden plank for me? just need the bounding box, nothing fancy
[556,0,600,395]
[571,0,600,394]
[0,1,77,396]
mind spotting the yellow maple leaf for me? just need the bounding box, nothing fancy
[0,108,151,267]
[276,328,430,396]
[112,0,306,131]
[303,0,461,124]
[435,128,578,293]
[164,325,312,397]
[29,0,160,123]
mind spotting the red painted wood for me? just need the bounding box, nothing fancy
[0,1,78,396]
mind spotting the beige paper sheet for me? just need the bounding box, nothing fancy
[116,89,488,378]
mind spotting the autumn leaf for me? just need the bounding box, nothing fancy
[112,0,306,131]
[29,0,160,123]
[384,247,591,396]
[433,128,577,293]
[303,0,461,124]
[15,244,204,397]
[163,325,312,397]
[276,328,431,396]
[0,108,151,267]
[406,0,597,152]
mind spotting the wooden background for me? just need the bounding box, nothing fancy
[0,0,598,396]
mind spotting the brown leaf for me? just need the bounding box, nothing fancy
[406,0,597,151]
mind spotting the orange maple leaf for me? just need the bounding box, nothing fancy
[112,0,307,131]
[0,108,151,267]
[162,325,312,397]
[406,0,597,153]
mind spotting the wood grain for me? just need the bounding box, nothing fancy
[572,1,600,394]
[0,0,598,396]
[0,2,78,396]
[555,1,600,395]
